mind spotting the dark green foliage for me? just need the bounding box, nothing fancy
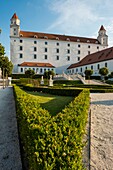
[53,80,83,86]
[99,67,109,77]
[25,69,35,78]
[0,43,5,56]
[0,44,13,76]
[44,70,55,79]
[84,69,93,79]
[23,86,83,96]
[14,85,90,170]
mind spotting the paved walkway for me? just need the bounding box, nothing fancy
[0,86,22,170]
[90,93,113,170]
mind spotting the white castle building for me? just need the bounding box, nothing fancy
[10,13,108,75]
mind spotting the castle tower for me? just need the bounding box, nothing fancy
[97,25,108,46]
[10,13,20,37]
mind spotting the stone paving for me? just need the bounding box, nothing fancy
[90,93,113,170]
[0,86,22,170]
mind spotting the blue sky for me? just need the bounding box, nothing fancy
[1,0,113,58]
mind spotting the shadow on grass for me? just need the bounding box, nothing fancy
[27,91,74,116]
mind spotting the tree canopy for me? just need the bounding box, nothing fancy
[99,67,109,77]
[44,70,55,79]
[0,43,13,76]
[25,69,35,78]
[84,69,93,79]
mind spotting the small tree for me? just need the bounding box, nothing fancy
[99,67,109,81]
[44,70,55,79]
[84,69,93,80]
[25,69,35,78]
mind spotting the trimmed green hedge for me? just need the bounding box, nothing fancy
[14,85,90,170]
[23,85,83,96]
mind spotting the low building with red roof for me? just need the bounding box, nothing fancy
[67,46,113,76]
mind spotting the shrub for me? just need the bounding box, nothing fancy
[14,85,90,170]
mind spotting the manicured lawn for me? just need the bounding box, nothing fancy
[27,91,74,116]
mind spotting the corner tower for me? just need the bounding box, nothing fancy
[10,13,20,37]
[97,25,108,47]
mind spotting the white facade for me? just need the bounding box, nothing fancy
[68,60,113,76]
[10,14,108,74]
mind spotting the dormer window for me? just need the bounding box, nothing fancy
[87,40,90,43]
[67,38,70,41]
[20,34,23,37]
[44,36,48,39]
[77,39,80,42]
[34,35,37,38]
[56,37,59,40]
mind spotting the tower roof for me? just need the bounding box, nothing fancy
[99,25,106,31]
[11,13,18,19]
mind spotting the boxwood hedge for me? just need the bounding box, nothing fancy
[14,85,90,170]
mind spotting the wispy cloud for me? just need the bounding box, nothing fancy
[47,0,105,34]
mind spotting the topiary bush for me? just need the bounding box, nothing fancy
[14,85,90,170]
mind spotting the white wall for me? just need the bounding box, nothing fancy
[10,36,106,74]
[68,60,113,76]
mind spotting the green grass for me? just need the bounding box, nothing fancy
[27,91,74,116]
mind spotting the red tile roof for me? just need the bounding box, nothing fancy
[99,25,106,31]
[67,46,113,69]
[18,62,55,68]
[11,13,18,19]
[19,30,100,44]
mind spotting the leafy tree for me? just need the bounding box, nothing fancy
[99,67,109,80]
[110,71,113,78]
[0,43,5,56]
[44,70,55,79]
[25,69,35,78]
[0,44,13,77]
[84,69,93,80]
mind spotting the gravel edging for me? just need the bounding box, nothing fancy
[0,87,22,170]
[90,93,113,170]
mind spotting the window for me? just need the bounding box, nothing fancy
[76,68,78,72]
[40,68,42,73]
[34,54,37,59]
[67,49,70,53]
[14,40,16,42]
[67,43,70,47]
[14,33,16,35]
[34,47,37,51]
[20,40,23,43]
[20,68,23,72]
[45,55,47,59]
[88,45,90,48]
[88,51,90,55]
[20,46,23,50]
[91,65,93,70]
[56,42,59,46]
[78,50,80,54]
[67,56,70,61]
[85,67,87,70]
[80,68,82,72]
[97,64,100,70]
[56,56,59,60]
[97,46,99,49]
[105,63,107,67]
[19,54,23,58]
[14,28,16,31]
[78,57,80,61]
[78,44,81,48]
[56,49,59,53]
[45,48,47,52]
[44,68,46,72]
[34,41,37,44]
[45,42,48,45]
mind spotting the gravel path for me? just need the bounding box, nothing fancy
[90,93,113,170]
[0,87,22,170]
